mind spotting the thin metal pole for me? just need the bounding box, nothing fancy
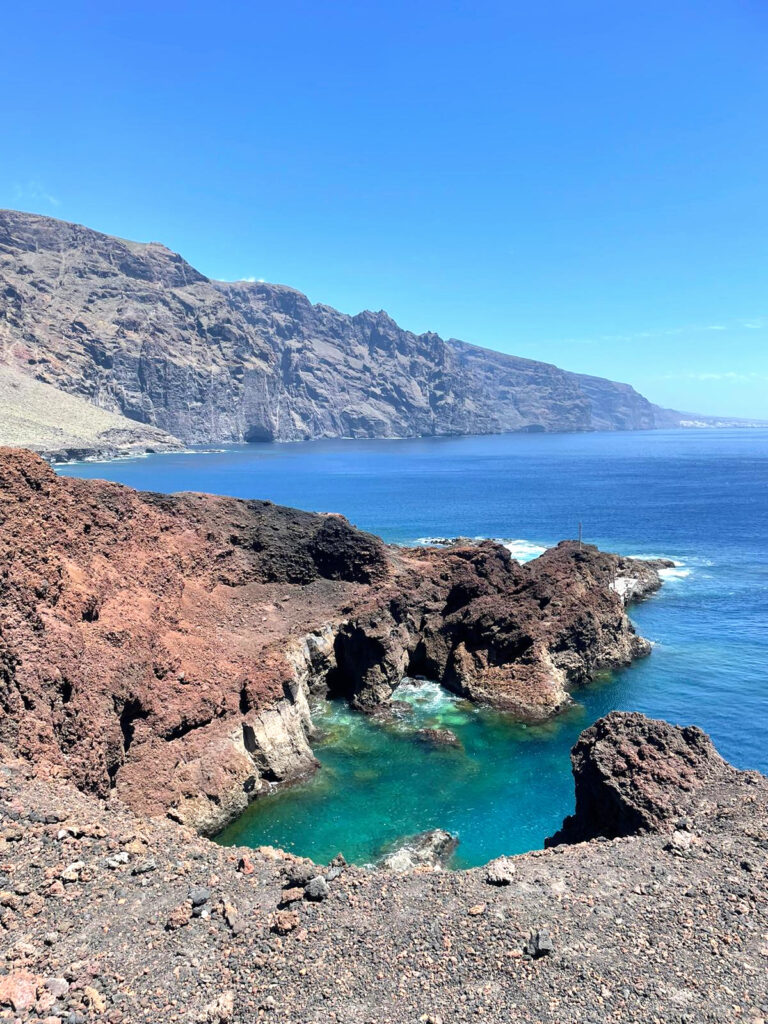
[578,522,582,550]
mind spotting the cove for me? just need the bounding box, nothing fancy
[215,678,604,867]
[59,428,768,863]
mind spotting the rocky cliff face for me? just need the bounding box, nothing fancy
[546,712,738,845]
[0,449,661,834]
[0,209,679,445]
[0,363,182,462]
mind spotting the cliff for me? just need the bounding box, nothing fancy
[0,448,663,835]
[0,363,182,462]
[0,209,686,449]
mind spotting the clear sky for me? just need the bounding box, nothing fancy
[2,0,767,417]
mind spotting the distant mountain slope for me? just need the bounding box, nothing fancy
[0,209,697,444]
[0,364,182,462]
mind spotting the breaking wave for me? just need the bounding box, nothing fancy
[412,536,547,563]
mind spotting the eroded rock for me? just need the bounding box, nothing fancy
[546,712,735,846]
[378,829,459,872]
[0,449,665,837]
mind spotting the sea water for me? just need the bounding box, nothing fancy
[59,429,768,865]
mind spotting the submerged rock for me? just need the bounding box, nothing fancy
[378,829,458,872]
[416,727,462,749]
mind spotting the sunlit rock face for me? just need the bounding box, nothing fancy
[0,209,678,447]
[0,450,663,835]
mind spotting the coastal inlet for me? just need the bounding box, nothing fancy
[215,677,600,867]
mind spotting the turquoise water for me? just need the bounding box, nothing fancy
[60,429,768,865]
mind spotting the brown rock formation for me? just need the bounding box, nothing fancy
[329,541,666,718]
[546,711,739,845]
[0,448,663,833]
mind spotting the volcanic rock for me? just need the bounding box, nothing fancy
[0,209,695,456]
[304,876,330,901]
[485,857,516,885]
[546,711,736,846]
[378,829,459,872]
[0,714,765,1021]
[0,449,667,836]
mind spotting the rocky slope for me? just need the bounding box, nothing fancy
[0,209,687,448]
[0,448,664,837]
[0,364,181,462]
[0,712,765,1024]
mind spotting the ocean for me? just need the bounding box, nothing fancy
[59,428,768,866]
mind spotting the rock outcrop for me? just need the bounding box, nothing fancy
[0,209,692,450]
[0,448,663,834]
[377,828,459,872]
[329,541,666,718]
[546,711,739,845]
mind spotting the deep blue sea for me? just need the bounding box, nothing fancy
[59,429,768,866]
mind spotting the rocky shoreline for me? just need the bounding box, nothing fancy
[1,447,766,1021]
[0,712,765,1023]
[1,448,667,837]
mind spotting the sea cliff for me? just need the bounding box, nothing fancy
[0,209,699,459]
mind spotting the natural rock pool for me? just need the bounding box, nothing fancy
[215,678,601,866]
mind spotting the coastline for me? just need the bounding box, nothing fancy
[0,447,668,838]
[1,445,766,1020]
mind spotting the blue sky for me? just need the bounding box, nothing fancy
[2,0,767,417]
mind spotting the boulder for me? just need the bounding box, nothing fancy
[546,711,733,846]
[485,856,516,885]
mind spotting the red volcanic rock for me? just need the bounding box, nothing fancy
[0,448,664,834]
[546,711,736,845]
[331,540,662,719]
[0,447,386,832]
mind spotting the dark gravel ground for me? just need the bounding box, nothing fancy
[1,750,766,1024]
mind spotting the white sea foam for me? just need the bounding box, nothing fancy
[625,553,685,566]
[392,677,461,713]
[625,553,694,583]
[658,566,692,581]
[501,539,547,562]
[411,536,547,563]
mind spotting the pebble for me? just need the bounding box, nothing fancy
[131,858,157,875]
[272,910,300,934]
[106,852,129,869]
[189,886,211,906]
[60,861,85,882]
[525,929,554,958]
